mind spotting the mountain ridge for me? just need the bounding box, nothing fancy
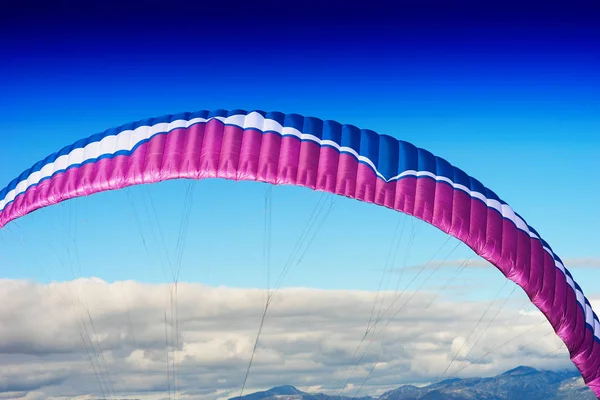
[229,366,594,400]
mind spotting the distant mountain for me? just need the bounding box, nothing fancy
[230,385,373,400]
[230,366,595,400]
[379,366,592,400]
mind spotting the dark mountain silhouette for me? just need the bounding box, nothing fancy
[230,366,595,400]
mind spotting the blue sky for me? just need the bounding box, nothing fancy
[0,0,599,299]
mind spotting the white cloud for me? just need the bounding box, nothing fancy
[0,278,574,400]
[397,257,600,273]
[561,258,600,269]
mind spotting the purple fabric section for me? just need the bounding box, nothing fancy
[1,121,600,397]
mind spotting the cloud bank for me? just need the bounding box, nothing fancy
[0,278,584,400]
[399,257,600,272]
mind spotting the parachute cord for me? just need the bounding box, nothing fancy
[462,284,519,361]
[417,257,473,312]
[441,277,536,379]
[169,288,175,400]
[145,185,174,274]
[0,223,112,400]
[503,296,534,330]
[264,186,273,301]
[128,187,171,282]
[270,192,332,295]
[0,230,93,396]
[79,330,110,400]
[66,200,119,398]
[238,186,276,400]
[357,256,475,394]
[387,258,473,337]
[369,235,455,336]
[172,287,178,400]
[139,185,182,398]
[443,288,562,378]
[171,180,196,399]
[63,201,117,399]
[345,234,455,379]
[491,328,559,363]
[165,309,172,400]
[336,217,415,395]
[354,329,388,397]
[145,184,179,400]
[84,307,117,398]
[286,196,336,276]
[126,187,168,382]
[6,223,111,398]
[120,282,142,374]
[275,192,329,289]
[441,279,510,378]
[337,215,407,395]
[544,341,568,359]
[128,186,174,398]
[238,301,269,400]
[127,187,166,280]
[238,192,336,399]
[339,339,374,395]
[446,319,552,378]
[23,210,116,399]
[374,240,463,335]
[381,216,417,321]
[340,236,460,395]
[240,185,273,397]
[355,360,378,397]
[142,183,178,400]
[374,215,408,323]
[366,217,406,341]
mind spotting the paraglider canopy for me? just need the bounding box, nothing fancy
[0,108,599,397]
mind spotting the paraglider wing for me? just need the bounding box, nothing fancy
[1,109,599,396]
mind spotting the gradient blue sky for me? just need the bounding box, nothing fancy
[0,1,599,299]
